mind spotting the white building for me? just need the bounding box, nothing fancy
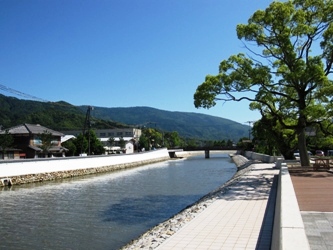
[62,128,142,154]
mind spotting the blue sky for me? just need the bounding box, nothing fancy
[0,0,273,124]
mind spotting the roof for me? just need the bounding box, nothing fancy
[28,145,68,152]
[0,147,21,151]
[28,145,43,152]
[49,146,68,152]
[61,135,76,143]
[1,124,64,136]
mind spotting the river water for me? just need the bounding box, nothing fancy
[0,152,236,250]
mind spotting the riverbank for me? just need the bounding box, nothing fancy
[3,157,170,186]
[0,150,238,187]
[0,149,170,186]
[121,154,252,249]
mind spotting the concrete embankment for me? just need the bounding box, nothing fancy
[229,153,252,169]
[0,148,170,186]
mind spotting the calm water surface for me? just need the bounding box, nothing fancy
[0,153,236,250]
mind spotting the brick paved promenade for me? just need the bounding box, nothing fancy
[290,169,333,250]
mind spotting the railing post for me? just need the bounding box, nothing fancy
[205,149,210,158]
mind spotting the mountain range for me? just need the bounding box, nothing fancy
[0,94,250,141]
[82,106,250,141]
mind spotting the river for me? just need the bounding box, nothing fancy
[0,152,237,250]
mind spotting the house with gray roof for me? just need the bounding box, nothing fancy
[0,124,68,158]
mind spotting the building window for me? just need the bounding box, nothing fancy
[100,133,106,137]
[117,132,123,136]
[51,140,58,146]
[33,137,42,146]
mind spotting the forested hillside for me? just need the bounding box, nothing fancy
[0,94,249,141]
[80,106,249,141]
[0,94,127,131]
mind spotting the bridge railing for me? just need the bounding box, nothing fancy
[182,146,237,151]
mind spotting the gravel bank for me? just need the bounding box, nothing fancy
[120,154,253,250]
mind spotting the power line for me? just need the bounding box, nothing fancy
[0,83,48,102]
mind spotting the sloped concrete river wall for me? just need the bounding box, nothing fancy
[0,148,170,185]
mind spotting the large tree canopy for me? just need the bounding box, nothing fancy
[194,0,333,166]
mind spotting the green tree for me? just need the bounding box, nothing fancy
[222,140,227,147]
[39,130,53,157]
[194,0,333,166]
[108,137,115,147]
[226,139,233,148]
[164,131,182,148]
[214,140,228,147]
[74,130,104,155]
[139,134,150,151]
[62,139,77,156]
[306,121,333,152]
[237,137,254,152]
[140,128,163,150]
[185,138,199,148]
[86,130,105,155]
[74,133,88,156]
[252,117,297,158]
[119,137,126,149]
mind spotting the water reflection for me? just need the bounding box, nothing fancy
[101,194,199,224]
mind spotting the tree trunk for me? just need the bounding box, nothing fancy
[298,128,310,167]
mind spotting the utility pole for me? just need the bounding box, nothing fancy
[81,106,93,155]
[245,121,255,140]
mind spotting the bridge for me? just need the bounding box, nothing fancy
[167,149,184,158]
[168,147,238,158]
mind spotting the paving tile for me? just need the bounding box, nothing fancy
[316,220,332,231]
[302,212,333,249]
[156,164,278,250]
[321,232,333,243]
[304,229,321,237]
[311,244,328,250]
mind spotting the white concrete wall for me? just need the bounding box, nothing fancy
[0,148,169,178]
[271,165,310,250]
[244,151,281,163]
